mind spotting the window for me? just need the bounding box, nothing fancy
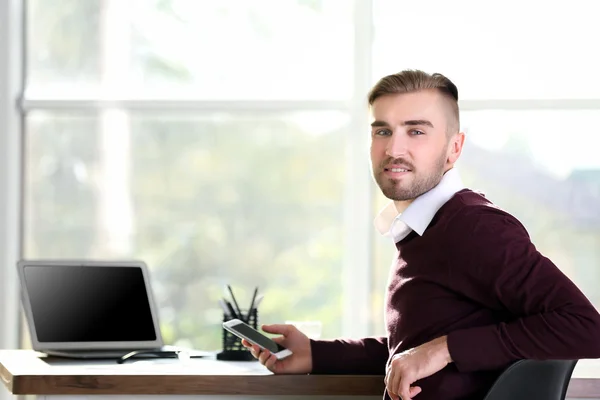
[23,0,360,350]
[27,0,354,100]
[372,0,600,99]
[16,0,600,349]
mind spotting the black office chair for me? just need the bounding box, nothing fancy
[482,359,578,400]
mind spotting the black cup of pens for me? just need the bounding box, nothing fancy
[217,308,258,361]
[216,285,261,361]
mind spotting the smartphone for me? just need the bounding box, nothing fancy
[222,319,293,360]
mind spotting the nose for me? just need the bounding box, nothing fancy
[385,131,407,158]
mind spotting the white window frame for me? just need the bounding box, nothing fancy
[0,0,23,398]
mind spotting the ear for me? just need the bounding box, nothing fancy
[447,131,465,165]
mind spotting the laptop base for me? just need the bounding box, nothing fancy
[43,346,214,363]
[44,348,167,359]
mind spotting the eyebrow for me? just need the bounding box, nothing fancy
[370,119,435,128]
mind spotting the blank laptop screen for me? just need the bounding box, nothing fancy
[23,265,157,342]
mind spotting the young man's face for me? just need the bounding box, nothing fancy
[370,89,462,202]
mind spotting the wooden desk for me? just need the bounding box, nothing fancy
[1,350,599,399]
[0,350,381,398]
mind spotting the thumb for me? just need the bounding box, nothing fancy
[261,323,294,336]
[410,386,422,397]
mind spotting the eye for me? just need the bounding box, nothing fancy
[374,129,392,136]
[410,129,425,136]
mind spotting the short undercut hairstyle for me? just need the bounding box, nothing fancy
[367,70,460,135]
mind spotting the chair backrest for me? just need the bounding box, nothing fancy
[482,359,578,400]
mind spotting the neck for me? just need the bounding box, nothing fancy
[394,199,414,213]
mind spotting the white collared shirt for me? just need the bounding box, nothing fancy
[374,168,465,243]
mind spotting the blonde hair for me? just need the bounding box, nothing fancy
[368,70,459,133]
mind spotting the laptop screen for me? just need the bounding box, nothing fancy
[18,261,163,350]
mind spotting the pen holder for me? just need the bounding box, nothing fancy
[216,309,258,361]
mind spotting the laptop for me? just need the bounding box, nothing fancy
[17,259,184,360]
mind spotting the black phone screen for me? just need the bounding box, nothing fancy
[229,322,287,353]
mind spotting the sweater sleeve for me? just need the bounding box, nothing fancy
[310,336,388,374]
[446,206,600,372]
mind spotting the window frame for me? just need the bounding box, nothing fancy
[0,2,24,397]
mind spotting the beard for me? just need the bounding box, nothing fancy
[374,149,448,202]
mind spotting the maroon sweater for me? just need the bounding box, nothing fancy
[311,189,600,400]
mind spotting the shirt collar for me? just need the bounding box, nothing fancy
[374,167,465,241]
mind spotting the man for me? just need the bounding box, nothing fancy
[242,70,600,400]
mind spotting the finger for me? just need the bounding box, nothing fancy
[397,385,421,400]
[271,336,286,344]
[258,349,272,365]
[261,324,294,335]
[249,344,262,359]
[386,368,398,399]
[264,353,279,371]
[384,366,393,387]
[410,386,422,397]
[386,388,399,400]
[398,379,412,400]
[242,341,259,358]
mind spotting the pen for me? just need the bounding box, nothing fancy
[254,294,264,309]
[226,284,243,321]
[218,299,232,318]
[246,286,259,321]
[223,299,238,319]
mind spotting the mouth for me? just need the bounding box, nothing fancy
[382,165,412,178]
[385,167,411,173]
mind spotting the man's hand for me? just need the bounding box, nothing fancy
[385,335,452,400]
[241,323,312,374]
